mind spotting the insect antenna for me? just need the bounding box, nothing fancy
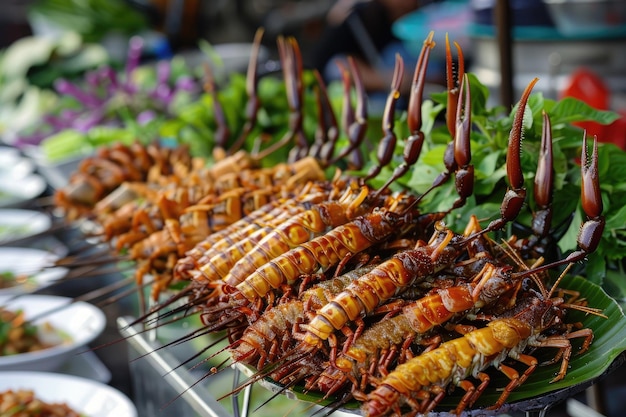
[156,360,231,412]
[84,306,206,358]
[311,391,355,417]
[122,285,196,328]
[184,337,238,374]
[130,319,226,366]
[546,262,574,299]
[498,238,548,297]
[251,376,304,413]
[561,302,607,318]
[94,277,152,308]
[544,264,606,318]
[216,347,312,401]
[55,248,128,267]
[67,263,132,281]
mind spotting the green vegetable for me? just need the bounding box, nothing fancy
[29,0,147,43]
[355,74,623,296]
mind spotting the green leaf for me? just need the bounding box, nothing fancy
[606,204,626,231]
[467,73,489,116]
[584,252,607,285]
[57,44,108,73]
[551,97,620,126]
[558,206,583,253]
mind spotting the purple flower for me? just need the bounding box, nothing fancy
[137,110,157,125]
[54,79,102,108]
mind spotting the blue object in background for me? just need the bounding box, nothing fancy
[392,0,472,60]
[470,0,555,27]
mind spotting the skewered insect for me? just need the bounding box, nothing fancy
[361,291,597,417]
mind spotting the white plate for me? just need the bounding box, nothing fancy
[0,209,52,245]
[0,150,34,179]
[0,247,67,295]
[0,371,137,417]
[0,295,106,371]
[0,173,46,207]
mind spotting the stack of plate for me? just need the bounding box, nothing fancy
[0,147,46,208]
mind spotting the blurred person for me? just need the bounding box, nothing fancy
[311,0,430,102]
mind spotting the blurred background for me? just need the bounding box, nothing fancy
[1,0,625,150]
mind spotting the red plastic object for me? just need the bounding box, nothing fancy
[561,68,609,142]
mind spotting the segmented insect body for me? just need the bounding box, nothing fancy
[54,142,225,220]
[186,198,315,282]
[233,206,421,303]
[194,262,379,338]
[311,310,420,396]
[194,210,304,283]
[221,185,376,287]
[302,226,462,350]
[313,262,520,395]
[197,189,345,284]
[300,264,379,311]
[181,156,328,230]
[175,198,304,281]
[226,265,381,387]
[362,294,595,417]
[173,180,334,282]
[230,300,308,369]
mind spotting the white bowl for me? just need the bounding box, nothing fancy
[0,148,34,179]
[0,295,106,371]
[0,371,137,417]
[0,209,52,245]
[0,173,46,207]
[0,247,67,295]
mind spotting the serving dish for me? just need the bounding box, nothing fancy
[231,276,626,416]
[0,209,52,245]
[0,247,67,295]
[0,371,137,417]
[0,173,46,208]
[0,294,106,371]
[0,148,34,179]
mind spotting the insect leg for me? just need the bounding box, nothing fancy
[371,32,435,188]
[470,78,540,238]
[201,62,230,151]
[490,355,537,410]
[228,28,263,154]
[311,70,339,164]
[445,33,465,139]
[519,133,605,276]
[329,56,368,169]
[531,111,555,243]
[449,73,474,211]
[366,54,403,182]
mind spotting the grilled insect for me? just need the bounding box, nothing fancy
[54,141,198,219]
[217,184,376,287]
[313,259,527,396]
[361,292,596,417]
[231,204,429,303]
[302,224,461,350]
[174,180,333,282]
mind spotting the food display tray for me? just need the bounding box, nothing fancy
[117,316,625,417]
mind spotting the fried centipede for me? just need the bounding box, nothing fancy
[360,290,597,417]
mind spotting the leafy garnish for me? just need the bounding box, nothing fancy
[354,75,623,296]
